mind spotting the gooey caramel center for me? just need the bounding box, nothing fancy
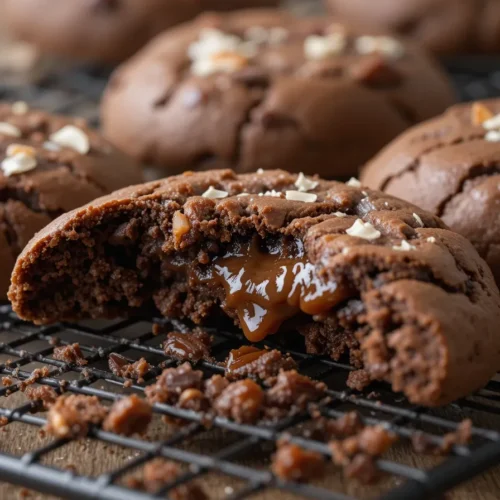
[193,237,350,342]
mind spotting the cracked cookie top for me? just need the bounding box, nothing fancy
[0,102,142,296]
[101,9,456,179]
[361,98,500,284]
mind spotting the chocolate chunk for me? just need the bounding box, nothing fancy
[145,363,203,405]
[103,395,152,436]
[108,353,151,382]
[225,346,296,381]
[214,379,264,424]
[46,394,108,439]
[163,329,213,364]
[271,442,325,482]
[53,343,87,366]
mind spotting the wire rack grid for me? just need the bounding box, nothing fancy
[1,58,500,500]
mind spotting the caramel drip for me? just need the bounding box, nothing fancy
[193,238,350,342]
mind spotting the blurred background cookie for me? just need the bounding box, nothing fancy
[101,9,456,180]
[325,0,500,55]
[361,99,500,283]
[0,101,142,296]
[3,0,280,64]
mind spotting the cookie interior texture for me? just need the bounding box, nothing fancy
[0,102,142,296]
[361,99,500,285]
[101,9,455,179]
[9,170,500,407]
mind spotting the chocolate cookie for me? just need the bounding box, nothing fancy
[101,10,456,179]
[4,0,279,64]
[9,169,500,406]
[361,99,500,285]
[325,0,500,54]
[0,101,142,296]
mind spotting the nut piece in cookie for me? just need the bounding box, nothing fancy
[101,10,455,179]
[361,98,500,286]
[9,169,500,407]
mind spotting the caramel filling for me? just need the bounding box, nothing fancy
[186,238,350,342]
[226,346,267,373]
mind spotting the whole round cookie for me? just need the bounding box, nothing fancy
[361,99,500,285]
[101,9,456,179]
[325,0,500,54]
[0,101,142,296]
[4,0,279,64]
[9,169,500,406]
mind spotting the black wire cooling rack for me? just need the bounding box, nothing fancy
[2,56,500,500]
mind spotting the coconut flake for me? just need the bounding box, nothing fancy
[427,236,437,243]
[202,186,228,199]
[191,52,249,76]
[346,219,381,240]
[392,240,416,251]
[294,172,318,192]
[259,190,282,197]
[304,32,346,60]
[1,153,37,176]
[334,211,348,218]
[42,141,62,152]
[257,168,264,174]
[49,125,90,154]
[413,213,424,227]
[346,177,361,188]
[285,190,317,202]
[482,113,500,130]
[485,130,500,142]
[0,122,21,137]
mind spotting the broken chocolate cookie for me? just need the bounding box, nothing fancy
[9,169,500,406]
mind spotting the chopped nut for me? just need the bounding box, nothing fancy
[6,144,36,157]
[472,102,494,126]
[346,219,381,240]
[0,122,21,137]
[172,211,191,244]
[201,186,228,199]
[1,152,37,176]
[294,172,319,192]
[285,190,318,202]
[49,125,90,154]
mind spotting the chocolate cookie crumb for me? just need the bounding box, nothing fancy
[53,343,87,366]
[145,362,203,405]
[272,442,325,482]
[46,394,108,439]
[204,375,229,401]
[346,369,372,392]
[103,395,152,436]
[20,366,50,391]
[163,329,213,364]
[108,353,151,383]
[24,385,58,410]
[224,346,296,381]
[411,419,472,456]
[128,458,208,498]
[214,379,264,424]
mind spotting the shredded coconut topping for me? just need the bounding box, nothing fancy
[1,153,37,176]
[257,168,265,174]
[334,211,348,218]
[355,35,404,58]
[393,240,416,251]
[485,130,500,142]
[259,190,282,197]
[285,190,318,202]
[6,144,36,158]
[0,122,21,138]
[304,32,347,60]
[346,219,381,240]
[427,236,437,243]
[346,177,362,188]
[482,113,500,130]
[42,141,61,152]
[49,125,90,154]
[11,101,29,116]
[413,213,424,227]
[201,186,229,199]
[294,172,319,192]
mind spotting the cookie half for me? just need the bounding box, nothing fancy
[9,169,500,406]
